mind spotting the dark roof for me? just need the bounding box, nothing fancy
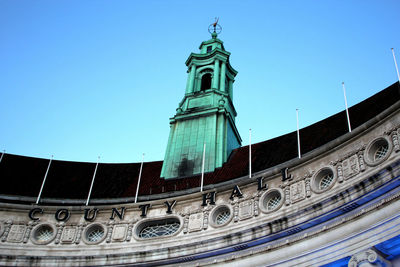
[0,82,399,202]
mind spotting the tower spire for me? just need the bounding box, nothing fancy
[161,26,241,179]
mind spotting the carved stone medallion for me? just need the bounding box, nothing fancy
[7,225,26,243]
[342,154,360,180]
[290,180,306,203]
[238,200,253,220]
[188,213,203,232]
[112,224,127,242]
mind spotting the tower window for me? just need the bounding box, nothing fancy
[206,46,212,53]
[201,73,212,91]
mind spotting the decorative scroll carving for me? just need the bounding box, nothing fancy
[392,130,400,152]
[284,186,290,206]
[125,222,134,241]
[290,180,306,203]
[336,163,344,183]
[55,222,64,244]
[1,220,12,242]
[305,178,311,197]
[182,215,189,234]
[358,151,366,172]
[253,196,259,216]
[23,221,37,243]
[106,221,114,243]
[348,248,385,267]
[233,201,239,222]
[203,210,209,230]
[74,223,85,244]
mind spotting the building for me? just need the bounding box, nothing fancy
[0,27,399,267]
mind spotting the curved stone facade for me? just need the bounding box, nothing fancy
[0,98,399,266]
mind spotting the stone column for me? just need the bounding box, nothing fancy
[219,62,226,92]
[186,65,196,94]
[212,59,220,89]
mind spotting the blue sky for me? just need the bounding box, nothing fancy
[0,0,399,163]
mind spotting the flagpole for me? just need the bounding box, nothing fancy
[249,128,252,178]
[296,109,301,158]
[342,82,352,132]
[391,48,400,83]
[200,143,206,192]
[0,150,5,163]
[35,155,53,204]
[86,156,100,206]
[134,153,145,203]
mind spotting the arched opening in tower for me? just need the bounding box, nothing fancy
[201,73,212,91]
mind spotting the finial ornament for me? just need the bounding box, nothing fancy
[208,17,222,36]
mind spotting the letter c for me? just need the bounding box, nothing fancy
[29,208,43,221]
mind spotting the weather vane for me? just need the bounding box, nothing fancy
[208,17,222,35]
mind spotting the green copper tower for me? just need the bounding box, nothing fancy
[161,25,241,179]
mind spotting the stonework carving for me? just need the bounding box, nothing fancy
[23,221,37,243]
[348,248,382,267]
[233,202,239,222]
[357,151,366,172]
[203,209,210,230]
[305,178,311,197]
[1,220,12,242]
[55,222,64,244]
[290,180,306,203]
[106,221,114,243]
[61,226,77,244]
[342,154,360,180]
[125,222,134,241]
[238,200,253,220]
[392,130,400,152]
[112,224,127,242]
[253,197,259,216]
[7,224,26,243]
[183,215,189,234]
[337,164,344,183]
[188,213,203,232]
[284,186,290,206]
[0,221,5,240]
[74,223,85,244]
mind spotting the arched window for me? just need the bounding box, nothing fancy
[200,73,212,91]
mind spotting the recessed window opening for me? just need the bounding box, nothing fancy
[206,46,212,53]
[266,194,281,211]
[201,73,212,91]
[319,173,334,190]
[216,210,230,225]
[36,227,53,242]
[374,144,388,161]
[138,219,180,239]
